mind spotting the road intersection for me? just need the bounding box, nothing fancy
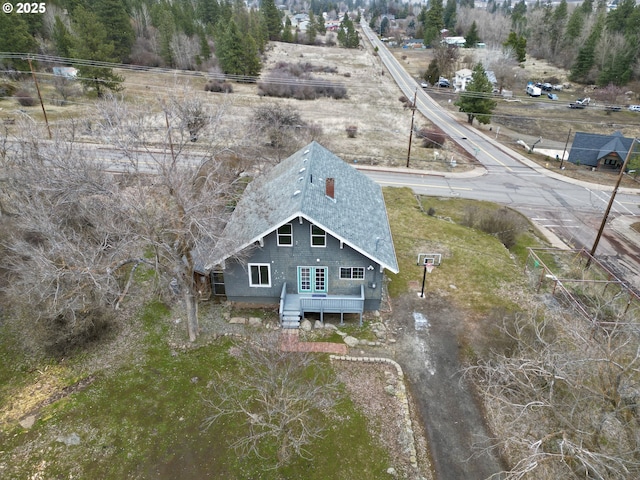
[360,22,640,288]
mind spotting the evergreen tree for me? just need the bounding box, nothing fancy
[316,13,326,34]
[511,0,527,32]
[307,11,318,44]
[338,14,359,48]
[564,8,585,42]
[71,6,124,97]
[443,0,457,31]
[460,0,475,8]
[380,16,390,36]
[548,0,568,57]
[217,21,261,79]
[465,20,481,48]
[570,14,604,82]
[454,63,497,125]
[503,31,527,62]
[53,16,74,58]
[0,11,36,71]
[423,0,444,47]
[199,32,211,61]
[581,0,594,14]
[282,16,294,43]
[424,58,440,84]
[262,0,282,40]
[94,0,135,62]
[199,0,220,26]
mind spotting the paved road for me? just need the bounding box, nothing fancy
[360,21,640,282]
[360,22,640,480]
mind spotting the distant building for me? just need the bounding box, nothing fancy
[52,67,77,79]
[567,131,635,170]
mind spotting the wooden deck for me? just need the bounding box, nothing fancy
[279,283,365,328]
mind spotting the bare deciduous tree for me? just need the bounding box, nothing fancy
[465,309,640,479]
[0,93,241,349]
[0,127,135,356]
[202,333,342,468]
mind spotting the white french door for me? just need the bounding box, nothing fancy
[297,267,327,294]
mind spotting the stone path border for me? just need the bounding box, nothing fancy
[330,354,419,471]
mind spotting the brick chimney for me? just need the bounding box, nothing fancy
[326,177,335,199]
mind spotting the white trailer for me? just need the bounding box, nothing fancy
[526,84,541,97]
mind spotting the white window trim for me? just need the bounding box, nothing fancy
[310,224,326,248]
[277,223,293,247]
[248,263,271,287]
[339,267,365,280]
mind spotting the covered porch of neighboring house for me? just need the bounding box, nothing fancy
[279,283,365,329]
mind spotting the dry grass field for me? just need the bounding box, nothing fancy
[1,41,476,172]
[3,39,639,176]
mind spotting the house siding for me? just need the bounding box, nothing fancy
[222,218,383,310]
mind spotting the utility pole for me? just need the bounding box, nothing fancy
[560,128,571,169]
[27,57,52,139]
[406,88,418,168]
[587,137,637,268]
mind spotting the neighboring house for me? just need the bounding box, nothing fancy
[202,142,399,328]
[454,68,497,92]
[52,67,78,79]
[454,68,473,92]
[567,131,635,170]
[442,36,466,47]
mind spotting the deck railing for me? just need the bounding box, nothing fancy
[299,285,365,325]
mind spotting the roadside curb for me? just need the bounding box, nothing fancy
[330,354,419,471]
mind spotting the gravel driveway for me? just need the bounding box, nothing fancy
[388,293,506,480]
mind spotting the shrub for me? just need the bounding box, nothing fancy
[462,206,527,249]
[346,125,358,138]
[0,82,16,100]
[204,80,233,93]
[418,129,446,148]
[258,62,346,100]
[15,89,35,107]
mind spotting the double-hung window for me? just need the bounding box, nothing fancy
[277,224,293,246]
[248,263,271,287]
[340,267,365,280]
[310,225,326,247]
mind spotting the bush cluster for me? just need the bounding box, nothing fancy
[462,206,527,249]
[345,125,357,138]
[15,89,35,107]
[204,79,233,93]
[257,62,346,100]
[418,129,446,148]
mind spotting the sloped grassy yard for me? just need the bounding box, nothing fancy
[0,302,391,479]
[384,188,533,312]
[0,188,546,479]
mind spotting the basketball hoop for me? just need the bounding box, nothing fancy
[425,263,434,274]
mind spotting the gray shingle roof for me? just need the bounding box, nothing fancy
[206,142,399,273]
[567,131,634,167]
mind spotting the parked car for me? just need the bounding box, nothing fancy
[437,78,450,88]
[629,105,640,112]
[420,81,429,88]
[547,93,558,100]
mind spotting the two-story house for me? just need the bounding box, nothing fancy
[203,142,399,328]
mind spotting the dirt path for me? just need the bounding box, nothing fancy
[388,293,505,480]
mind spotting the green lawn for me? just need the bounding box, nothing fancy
[0,302,391,479]
[385,188,538,313]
